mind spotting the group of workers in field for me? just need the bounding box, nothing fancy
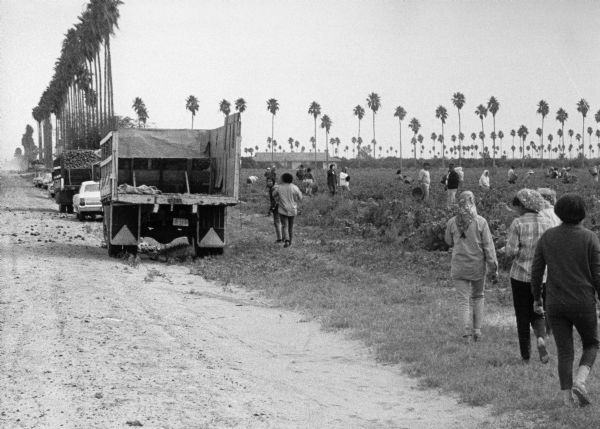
[261,161,600,409]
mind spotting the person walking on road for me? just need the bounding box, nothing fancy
[273,173,303,248]
[418,162,431,201]
[531,194,600,407]
[266,177,282,243]
[503,189,554,364]
[445,191,498,342]
[327,164,338,196]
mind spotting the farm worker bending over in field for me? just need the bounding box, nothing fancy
[479,170,490,192]
[503,189,554,364]
[445,164,461,207]
[418,162,431,201]
[531,194,600,407]
[327,164,338,196]
[265,178,282,243]
[445,191,498,342]
[339,167,350,191]
[508,166,518,184]
[273,173,303,248]
[589,165,599,182]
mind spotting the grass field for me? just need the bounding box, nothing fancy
[191,166,600,428]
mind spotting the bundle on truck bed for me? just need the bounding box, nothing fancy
[99,113,241,257]
[53,150,100,213]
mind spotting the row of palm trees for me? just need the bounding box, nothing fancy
[253,92,600,169]
[30,0,122,167]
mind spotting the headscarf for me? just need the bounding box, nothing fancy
[536,188,557,207]
[456,191,477,238]
[515,188,546,213]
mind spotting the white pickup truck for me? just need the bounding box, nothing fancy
[72,181,102,221]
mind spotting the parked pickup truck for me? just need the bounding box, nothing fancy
[52,150,100,213]
[99,113,241,257]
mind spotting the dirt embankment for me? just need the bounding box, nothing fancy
[0,172,496,428]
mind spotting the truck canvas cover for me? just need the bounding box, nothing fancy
[116,129,210,159]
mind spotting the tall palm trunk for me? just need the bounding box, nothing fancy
[492,116,496,169]
[582,117,586,168]
[372,112,376,158]
[441,122,445,168]
[457,109,462,165]
[314,118,317,164]
[398,120,403,170]
[271,115,274,163]
[480,119,485,167]
[521,138,525,168]
[540,117,545,169]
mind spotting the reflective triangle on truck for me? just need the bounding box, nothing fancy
[111,225,137,245]
[199,228,224,247]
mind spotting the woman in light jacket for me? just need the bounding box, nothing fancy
[445,191,498,342]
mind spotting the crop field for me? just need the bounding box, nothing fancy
[190,166,600,428]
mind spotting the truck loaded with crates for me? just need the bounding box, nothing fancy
[52,150,100,213]
[99,113,241,257]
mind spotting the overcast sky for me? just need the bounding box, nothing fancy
[1,0,599,160]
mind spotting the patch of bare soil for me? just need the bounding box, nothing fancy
[0,172,498,428]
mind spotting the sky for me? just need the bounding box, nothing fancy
[1,0,600,161]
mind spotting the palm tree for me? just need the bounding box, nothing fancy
[452,92,466,164]
[266,98,279,162]
[408,117,421,166]
[132,97,148,128]
[475,104,488,165]
[536,127,543,162]
[235,98,247,115]
[353,105,365,140]
[308,101,321,164]
[537,100,549,168]
[321,114,333,162]
[435,105,448,166]
[577,98,590,167]
[394,105,407,169]
[517,125,528,167]
[366,92,381,158]
[487,96,500,168]
[498,130,504,157]
[186,95,199,129]
[587,126,594,159]
[430,132,437,155]
[547,134,554,159]
[219,99,231,117]
[556,108,568,163]
[417,134,424,159]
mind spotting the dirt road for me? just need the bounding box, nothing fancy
[0,172,496,428]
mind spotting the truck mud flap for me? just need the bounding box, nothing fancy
[109,205,139,246]
[196,206,225,248]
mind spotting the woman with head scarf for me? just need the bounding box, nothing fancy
[504,189,555,363]
[445,191,498,342]
[479,170,490,191]
[537,187,561,226]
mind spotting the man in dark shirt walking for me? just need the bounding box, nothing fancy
[446,163,460,207]
[327,164,338,196]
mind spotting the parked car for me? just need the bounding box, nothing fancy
[41,173,53,189]
[72,181,102,221]
[32,173,45,187]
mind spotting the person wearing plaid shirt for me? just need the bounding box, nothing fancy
[504,189,556,363]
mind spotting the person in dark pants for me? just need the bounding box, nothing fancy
[445,163,460,207]
[503,189,554,363]
[265,177,282,243]
[327,164,338,196]
[273,173,302,248]
[531,194,600,407]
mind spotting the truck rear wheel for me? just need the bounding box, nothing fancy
[103,217,120,257]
